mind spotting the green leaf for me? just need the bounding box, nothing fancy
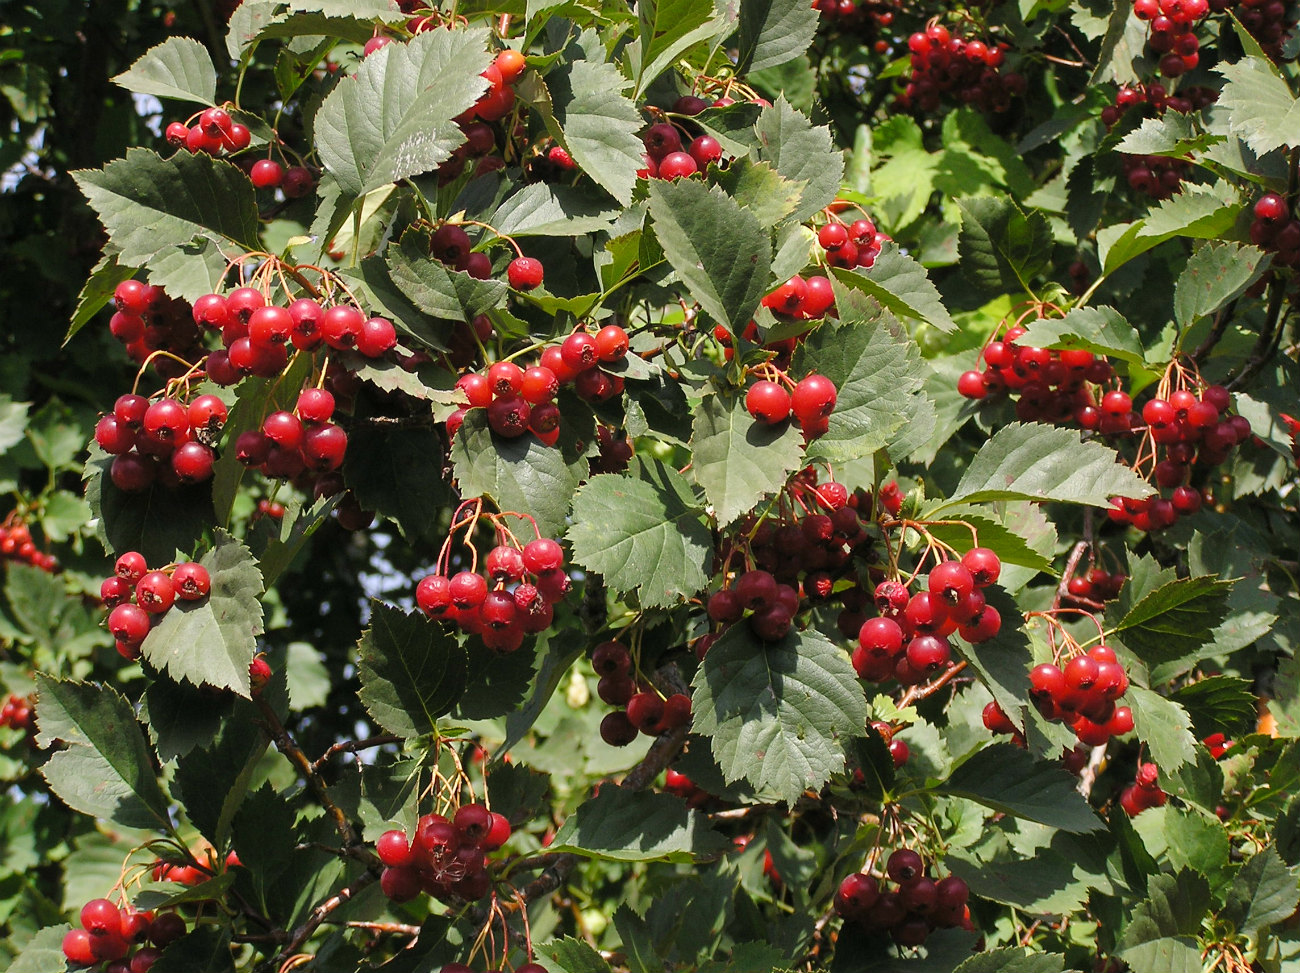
[538,937,615,973]
[256,494,338,590]
[953,948,1066,972]
[735,0,819,74]
[956,195,1053,297]
[647,177,771,332]
[357,603,469,738]
[1099,189,1241,274]
[112,37,216,106]
[1173,241,1268,330]
[690,392,803,526]
[548,55,646,205]
[1126,685,1197,773]
[548,785,729,862]
[315,27,492,197]
[387,236,508,324]
[936,743,1103,833]
[491,183,620,237]
[1014,306,1146,366]
[1111,575,1233,665]
[634,0,721,93]
[231,784,298,916]
[937,422,1154,511]
[753,96,844,223]
[711,159,805,228]
[1217,57,1300,157]
[831,244,956,333]
[1117,871,1211,972]
[73,148,260,266]
[68,254,137,343]
[173,696,268,847]
[35,675,171,831]
[568,459,711,609]
[151,926,235,973]
[1116,938,1202,973]
[693,103,765,157]
[792,291,928,463]
[3,926,71,973]
[1170,676,1258,738]
[450,411,579,542]
[141,530,264,698]
[691,623,867,806]
[143,672,232,762]
[924,514,1054,574]
[1224,844,1300,938]
[1164,807,1230,877]
[1116,111,1225,158]
[342,417,448,544]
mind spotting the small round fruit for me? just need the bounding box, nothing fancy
[507,256,544,291]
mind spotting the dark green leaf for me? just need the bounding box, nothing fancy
[450,411,579,541]
[548,56,646,205]
[1223,844,1300,937]
[343,417,448,544]
[1126,685,1197,773]
[500,639,584,757]
[356,603,468,738]
[1014,306,1147,366]
[173,696,268,847]
[539,937,614,973]
[486,761,551,827]
[549,785,729,862]
[1171,676,1258,738]
[1119,870,1211,943]
[112,37,216,106]
[567,459,712,609]
[956,195,1053,297]
[1112,576,1233,665]
[691,623,867,805]
[1216,57,1300,156]
[753,96,844,223]
[735,0,819,74]
[68,254,137,343]
[711,159,804,227]
[142,530,264,698]
[1100,189,1241,274]
[830,244,957,333]
[35,675,171,831]
[647,177,771,331]
[693,103,765,157]
[634,0,722,92]
[256,494,338,590]
[151,925,235,973]
[388,233,509,324]
[936,743,1103,833]
[953,948,1066,972]
[83,449,214,564]
[1173,241,1267,330]
[1164,808,1230,877]
[315,27,492,197]
[924,513,1054,574]
[232,784,297,916]
[1116,938,1202,973]
[144,671,233,762]
[690,392,803,526]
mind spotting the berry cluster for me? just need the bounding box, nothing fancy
[109,280,205,376]
[1016,644,1134,747]
[151,845,241,886]
[1225,0,1296,59]
[1064,566,1127,607]
[416,508,570,652]
[1133,0,1208,77]
[1249,193,1300,267]
[664,767,714,807]
[433,48,528,186]
[0,693,33,735]
[96,392,225,493]
[638,119,724,181]
[0,518,57,572]
[818,216,885,271]
[851,551,1004,685]
[590,640,692,747]
[164,106,251,157]
[102,551,212,660]
[1101,84,1217,198]
[1119,761,1168,815]
[61,899,187,970]
[589,424,635,473]
[813,0,896,45]
[247,158,316,198]
[834,850,971,948]
[760,274,837,319]
[233,387,347,481]
[449,325,630,443]
[744,370,838,440]
[376,803,510,904]
[900,24,1026,115]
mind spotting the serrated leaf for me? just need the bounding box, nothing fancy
[647,177,770,331]
[1100,189,1241,274]
[753,96,843,223]
[549,56,645,205]
[1120,870,1212,945]
[937,422,1154,511]
[1014,306,1146,366]
[735,0,819,74]
[690,392,803,526]
[1174,241,1267,330]
[112,37,217,106]
[548,785,729,861]
[356,603,468,738]
[387,236,508,323]
[68,254,137,343]
[924,514,1054,574]
[1127,685,1197,773]
[1117,938,1202,973]
[539,937,615,973]
[450,411,578,541]
[1116,112,1224,157]
[1217,57,1300,156]
[953,948,1066,972]
[567,460,711,609]
[141,530,264,698]
[491,182,620,237]
[35,675,172,831]
[151,926,235,973]
[634,0,722,93]
[693,102,764,156]
[315,28,491,197]
[691,623,867,806]
[1224,844,1300,938]
[1112,576,1233,665]
[3,926,71,973]
[173,694,268,847]
[1171,676,1258,738]
[343,416,448,544]
[791,291,928,463]
[144,673,232,762]
[956,195,1053,297]
[73,148,260,266]
[711,159,804,227]
[831,244,956,333]
[937,743,1103,833]
[1164,808,1230,876]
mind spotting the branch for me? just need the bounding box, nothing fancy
[312,733,402,773]
[271,871,378,968]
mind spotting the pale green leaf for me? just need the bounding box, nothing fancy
[113,37,217,106]
[1014,306,1146,366]
[690,392,803,526]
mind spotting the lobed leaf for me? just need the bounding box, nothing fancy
[690,392,804,526]
[1014,306,1146,366]
[936,743,1103,833]
[548,785,729,862]
[356,603,469,738]
[113,37,217,106]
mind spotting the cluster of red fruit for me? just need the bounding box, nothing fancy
[108,280,205,377]
[233,386,347,481]
[589,424,635,474]
[638,118,724,181]
[1012,645,1135,748]
[164,106,250,157]
[415,535,569,652]
[0,693,33,735]
[96,391,226,494]
[425,222,542,288]
[247,158,316,198]
[664,767,714,807]
[1101,84,1216,199]
[818,216,885,272]
[1063,565,1128,607]
[834,850,971,948]
[1120,761,1168,816]
[0,519,57,572]
[957,324,1119,426]
[449,324,630,442]
[193,287,397,385]
[1133,0,1209,77]
[1249,193,1300,266]
[61,899,187,970]
[590,640,692,747]
[102,551,211,660]
[899,23,1026,114]
[813,0,896,41]
[1225,0,1296,58]
[852,551,1004,686]
[151,845,241,886]
[744,370,838,440]
[437,48,528,185]
[376,803,509,904]
[705,568,806,645]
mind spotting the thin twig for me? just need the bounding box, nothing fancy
[312,734,402,772]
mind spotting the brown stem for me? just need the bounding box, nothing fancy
[898,661,968,709]
[273,872,378,965]
[1054,540,1090,611]
[312,734,402,773]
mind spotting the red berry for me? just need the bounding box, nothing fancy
[250,159,283,188]
[507,256,544,290]
[791,374,837,424]
[746,380,792,423]
[172,562,211,600]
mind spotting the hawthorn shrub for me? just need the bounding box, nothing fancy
[1,0,1300,971]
